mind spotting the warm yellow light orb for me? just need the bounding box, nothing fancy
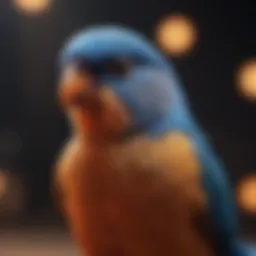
[155,14,198,57]
[237,175,256,214]
[13,0,51,15]
[236,59,256,101]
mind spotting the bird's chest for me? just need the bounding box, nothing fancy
[82,134,205,231]
[84,138,168,210]
[76,134,211,256]
[62,133,212,256]
[83,133,204,210]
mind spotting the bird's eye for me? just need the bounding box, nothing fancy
[71,59,103,76]
[105,59,131,76]
[68,58,130,77]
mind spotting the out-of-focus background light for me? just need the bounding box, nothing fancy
[13,0,52,15]
[236,59,256,101]
[237,175,256,215]
[155,14,198,57]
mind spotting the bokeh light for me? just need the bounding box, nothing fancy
[237,174,256,215]
[13,0,52,15]
[155,14,198,57]
[236,59,256,101]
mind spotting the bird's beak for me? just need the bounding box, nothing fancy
[58,64,99,110]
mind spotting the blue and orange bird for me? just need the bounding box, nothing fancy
[54,25,256,256]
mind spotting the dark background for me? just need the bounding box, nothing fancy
[0,0,255,238]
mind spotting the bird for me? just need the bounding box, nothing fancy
[53,25,256,256]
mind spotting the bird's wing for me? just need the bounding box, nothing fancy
[199,144,238,237]
[161,130,244,256]
[196,140,246,256]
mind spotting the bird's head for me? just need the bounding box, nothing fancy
[58,25,177,140]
